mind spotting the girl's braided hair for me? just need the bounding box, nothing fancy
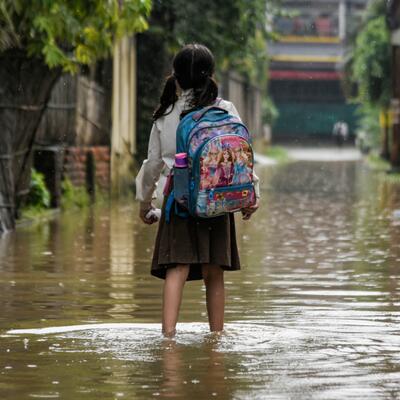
[153,43,218,121]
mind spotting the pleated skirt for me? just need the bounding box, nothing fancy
[151,197,241,281]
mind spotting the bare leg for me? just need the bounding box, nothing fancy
[202,264,225,332]
[162,264,190,337]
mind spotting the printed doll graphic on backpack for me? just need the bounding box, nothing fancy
[166,102,256,222]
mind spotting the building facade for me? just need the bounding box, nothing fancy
[269,0,369,141]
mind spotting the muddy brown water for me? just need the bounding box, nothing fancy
[1,160,400,399]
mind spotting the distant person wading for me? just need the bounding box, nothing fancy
[332,121,349,147]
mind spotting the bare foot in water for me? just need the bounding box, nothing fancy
[162,328,176,338]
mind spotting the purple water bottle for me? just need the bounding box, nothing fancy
[174,152,189,207]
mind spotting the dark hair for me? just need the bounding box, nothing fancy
[153,44,218,121]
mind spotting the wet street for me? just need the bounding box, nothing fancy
[1,155,400,399]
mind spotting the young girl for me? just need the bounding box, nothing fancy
[136,44,260,337]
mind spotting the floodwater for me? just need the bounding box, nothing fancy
[1,155,400,399]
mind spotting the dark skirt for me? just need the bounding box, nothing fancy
[151,198,241,281]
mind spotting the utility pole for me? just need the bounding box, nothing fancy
[111,36,137,195]
[338,0,347,42]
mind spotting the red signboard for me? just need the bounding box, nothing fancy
[270,70,342,80]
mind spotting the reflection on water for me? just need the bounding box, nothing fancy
[1,159,400,399]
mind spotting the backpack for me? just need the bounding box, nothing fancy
[165,102,256,222]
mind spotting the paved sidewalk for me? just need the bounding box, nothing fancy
[286,147,362,162]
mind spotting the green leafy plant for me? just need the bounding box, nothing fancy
[367,153,391,171]
[351,15,391,108]
[262,96,279,126]
[354,104,381,150]
[25,168,51,209]
[61,178,90,209]
[366,153,400,182]
[345,0,392,159]
[0,0,151,72]
[265,146,290,163]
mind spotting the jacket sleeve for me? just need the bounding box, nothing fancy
[225,101,261,199]
[135,123,165,207]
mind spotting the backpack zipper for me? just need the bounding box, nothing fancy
[186,120,250,151]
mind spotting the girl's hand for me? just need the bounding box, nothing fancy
[140,203,157,225]
[241,198,260,220]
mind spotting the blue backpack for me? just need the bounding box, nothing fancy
[165,103,256,222]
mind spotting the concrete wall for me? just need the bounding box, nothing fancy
[221,71,263,139]
[63,146,110,190]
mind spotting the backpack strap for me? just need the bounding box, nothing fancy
[165,191,175,224]
[165,190,189,223]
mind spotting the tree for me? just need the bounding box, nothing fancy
[136,0,278,161]
[0,0,151,71]
[348,0,392,159]
[0,0,151,233]
[169,0,274,85]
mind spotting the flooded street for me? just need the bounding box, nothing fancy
[1,157,400,399]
